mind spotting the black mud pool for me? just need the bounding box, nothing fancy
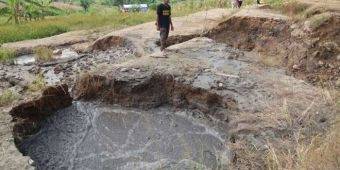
[20,101,230,169]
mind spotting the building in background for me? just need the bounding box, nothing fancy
[121,4,148,12]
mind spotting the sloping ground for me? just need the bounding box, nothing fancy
[1,4,339,170]
[1,8,232,56]
[1,30,103,55]
[11,38,337,169]
[0,8,236,170]
[298,0,340,12]
[89,8,234,54]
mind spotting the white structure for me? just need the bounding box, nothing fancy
[121,4,148,12]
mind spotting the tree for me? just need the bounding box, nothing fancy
[0,0,55,24]
[80,0,91,12]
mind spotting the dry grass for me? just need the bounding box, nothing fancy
[0,48,16,63]
[0,89,19,107]
[74,73,105,100]
[229,86,338,170]
[34,46,54,62]
[28,74,46,92]
[303,5,327,19]
[307,12,333,30]
[281,0,309,17]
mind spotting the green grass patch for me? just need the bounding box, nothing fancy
[0,89,19,107]
[0,0,227,44]
[0,48,16,63]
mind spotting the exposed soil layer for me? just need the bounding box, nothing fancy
[207,13,340,84]
[73,74,235,115]
[3,5,340,170]
[10,85,72,146]
[9,37,336,169]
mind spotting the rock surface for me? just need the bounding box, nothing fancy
[18,38,335,169]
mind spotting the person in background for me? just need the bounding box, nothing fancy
[237,0,243,8]
[156,0,174,51]
[231,0,238,8]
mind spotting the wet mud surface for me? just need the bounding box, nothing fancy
[20,102,230,170]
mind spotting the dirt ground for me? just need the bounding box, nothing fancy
[0,1,339,169]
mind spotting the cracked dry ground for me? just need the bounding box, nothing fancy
[1,4,340,170]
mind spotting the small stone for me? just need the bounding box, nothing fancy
[318,60,324,66]
[337,55,340,61]
[28,159,35,166]
[53,49,62,55]
[329,64,335,69]
[292,64,300,70]
[218,83,223,87]
[121,68,128,72]
[336,79,340,88]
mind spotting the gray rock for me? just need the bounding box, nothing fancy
[336,79,340,88]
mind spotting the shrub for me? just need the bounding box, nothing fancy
[0,89,19,107]
[28,74,46,92]
[34,46,54,62]
[0,48,16,63]
[308,12,332,30]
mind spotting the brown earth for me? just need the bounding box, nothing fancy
[1,1,340,169]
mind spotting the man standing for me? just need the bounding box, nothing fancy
[156,0,174,51]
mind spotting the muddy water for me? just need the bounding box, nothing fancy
[20,102,230,170]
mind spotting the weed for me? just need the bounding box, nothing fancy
[303,5,327,19]
[28,74,46,92]
[267,0,285,9]
[281,0,309,17]
[0,48,15,63]
[0,89,19,107]
[34,46,54,62]
[308,12,332,30]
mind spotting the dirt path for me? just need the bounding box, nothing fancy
[1,8,233,56]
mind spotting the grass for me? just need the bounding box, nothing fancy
[0,0,227,44]
[307,12,332,30]
[0,48,16,63]
[229,86,339,170]
[0,89,19,107]
[28,74,46,92]
[34,46,54,62]
[280,0,309,17]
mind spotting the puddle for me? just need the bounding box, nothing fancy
[19,101,230,169]
[14,54,36,65]
[14,49,79,66]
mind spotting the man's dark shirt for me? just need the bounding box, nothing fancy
[157,3,171,28]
